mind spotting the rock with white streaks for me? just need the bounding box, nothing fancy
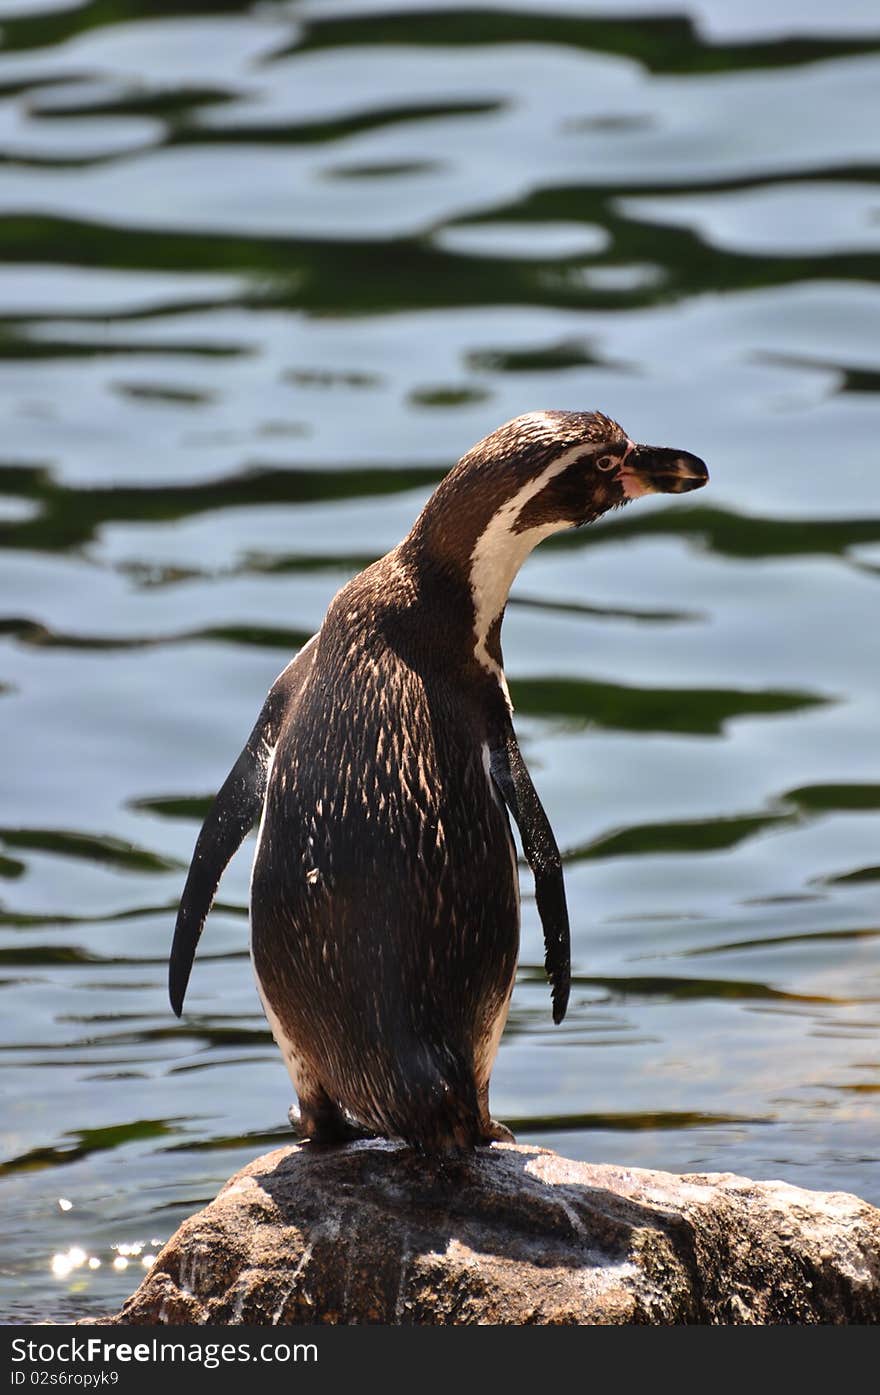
[90,1141,880,1325]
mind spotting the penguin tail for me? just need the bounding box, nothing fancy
[385,1043,484,1153]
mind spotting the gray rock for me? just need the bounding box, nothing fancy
[95,1141,880,1325]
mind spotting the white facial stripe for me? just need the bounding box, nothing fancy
[469,442,594,701]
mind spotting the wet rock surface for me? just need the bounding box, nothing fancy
[91,1142,880,1325]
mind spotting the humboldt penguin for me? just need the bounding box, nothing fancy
[169,410,707,1151]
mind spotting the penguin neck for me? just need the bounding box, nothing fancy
[465,515,561,700]
[399,459,576,702]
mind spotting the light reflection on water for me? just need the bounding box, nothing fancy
[0,0,879,1321]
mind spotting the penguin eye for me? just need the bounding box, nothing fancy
[595,455,617,472]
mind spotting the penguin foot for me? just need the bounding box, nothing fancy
[483,1118,516,1144]
[288,1102,377,1145]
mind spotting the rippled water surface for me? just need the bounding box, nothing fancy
[1,0,879,1322]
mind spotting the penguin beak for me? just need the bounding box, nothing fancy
[619,445,709,498]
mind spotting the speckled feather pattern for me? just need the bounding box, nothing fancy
[251,557,519,1150]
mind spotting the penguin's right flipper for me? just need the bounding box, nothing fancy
[489,731,571,1025]
[168,639,317,1016]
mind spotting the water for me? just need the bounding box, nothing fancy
[1,0,879,1323]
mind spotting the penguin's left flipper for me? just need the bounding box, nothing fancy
[489,731,571,1024]
[168,639,317,1017]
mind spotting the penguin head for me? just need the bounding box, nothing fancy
[402,411,707,658]
[454,409,708,533]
